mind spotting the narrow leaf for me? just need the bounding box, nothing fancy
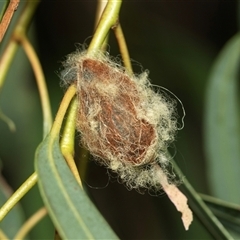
[204,33,240,204]
[172,160,233,239]
[200,194,240,236]
[35,134,119,239]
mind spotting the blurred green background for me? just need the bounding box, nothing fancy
[0,0,239,239]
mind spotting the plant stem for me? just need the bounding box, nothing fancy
[0,229,9,240]
[88,0,122,53]
[94,0,107,29]
[20,34,52,137]
[172,160,234,239]
[13,0,40,35]
[0,0,20,42]
[0,172,38,222]
[113,23,133,74]
[60,97,82,187]
[94,0,109,51]
[0,108,16,131]
[60,97,77,161]
[51,84,76,137]
[0,0,40,92]
[14,207,48,239]
[0,37,18,91]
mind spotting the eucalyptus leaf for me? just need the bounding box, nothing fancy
[204,32,240,204]
[172,160,233,239]
[200,194,240,236]
[35,134,119,239]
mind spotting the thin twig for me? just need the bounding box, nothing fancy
[0,0,40,92]
[113,23,133,74]
[60,97,82,187]
[20,34,52,137]
[0,0,20,42]
[0,172,38,222]
[94,0,107,29]
[0,37,18,91]
[0,229,9,240]
[14,207,48,239]
[94,0,109,51]
[51,84,76,137]
[88,0,122,53]
[0,108,16,131]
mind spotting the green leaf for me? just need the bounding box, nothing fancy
[204,33,240,204]
[0,173,25,238]
[200,194,240,237]
[172,160,233,239]
[35,134,119,239]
